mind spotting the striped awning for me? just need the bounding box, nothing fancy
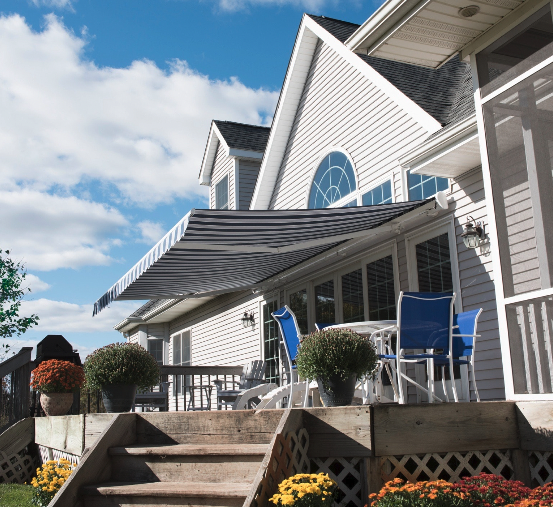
[93,198,440,315]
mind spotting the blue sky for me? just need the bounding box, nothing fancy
[1,0,380,359]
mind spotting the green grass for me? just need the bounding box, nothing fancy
[0,483,35,506]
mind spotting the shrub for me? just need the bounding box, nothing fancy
[30,360,85,393]
[454,473,531,506]
[369,478,467,507]
[84,342,160,391]
[295,329,378,383]
[270,473,337,507]
[30,458,76,506]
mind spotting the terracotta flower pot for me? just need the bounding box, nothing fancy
[40,392,74,416]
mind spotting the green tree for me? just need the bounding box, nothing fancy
[0,250,39,339]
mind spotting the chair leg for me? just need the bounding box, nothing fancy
[303,379,310,408]
[396,357,406,404]
[470,363,480,402]
[385,363,400,403]
[428,358,435,404]
[449,358,459,403]
[441,366,450,403]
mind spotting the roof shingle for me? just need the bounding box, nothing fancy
[308,15,474,128]
[213,120,270,153]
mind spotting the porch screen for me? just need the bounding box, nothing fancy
[415,233,453,293]
[342,269,364,323]
[173,331,191,395]
[366,255,396,320]
[289,289,308,334]
[315,280,335,326]
[263,300,280,386]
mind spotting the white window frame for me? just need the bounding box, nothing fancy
[215,174,229,210]
[259,295,280,385]
[313,272,339,326]
[171,329,192,396]
[305,146,359,209]
[401,168,452,203]
[336,262,366,324]
[405,217,462,312]
[360,178,396,206]
[285,283,312,333]
[146,336,164,365]
[362,241,401,321]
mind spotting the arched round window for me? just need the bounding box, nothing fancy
[308,151,357,209]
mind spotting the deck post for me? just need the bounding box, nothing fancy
[511,449,531,487]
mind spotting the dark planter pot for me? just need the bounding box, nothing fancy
[317,374,357,407]
[101,384,137,413]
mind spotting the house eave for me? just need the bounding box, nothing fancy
[399,114,481,178]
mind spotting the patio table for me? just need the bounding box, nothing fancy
[326,320,398,405]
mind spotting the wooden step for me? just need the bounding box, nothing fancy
[109,444,267,483]
[82,481,250,507]
[109,443,268,456]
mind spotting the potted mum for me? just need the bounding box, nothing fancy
[84,342,160,413]
[30,359,85,416]
[296,329,378,407]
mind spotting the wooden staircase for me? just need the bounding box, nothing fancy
[52,410,285,507]
[82,443,268,507]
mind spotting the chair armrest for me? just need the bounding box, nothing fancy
[212,379,241,390]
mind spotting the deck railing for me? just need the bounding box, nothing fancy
[0,347,33,432]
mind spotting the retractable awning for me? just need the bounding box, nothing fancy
[93,197,444,315]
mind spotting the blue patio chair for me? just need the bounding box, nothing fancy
[431,309,482,402]
[380,291,456,404]
[271,305,310,408]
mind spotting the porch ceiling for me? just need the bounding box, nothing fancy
[93,198,443,315]
[346,0,526,68]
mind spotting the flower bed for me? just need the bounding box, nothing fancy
[368,474,552,507]
[270,473,337,507]
[30,458,76,506]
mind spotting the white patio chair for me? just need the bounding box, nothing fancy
[212,360,267,410]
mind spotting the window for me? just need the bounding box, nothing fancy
[415,233,453,293]
[263,300,280,386]
[407,171,448,200]
[366,255,396,320]
[147,338,163,364]
[289,289,308,334]
[315,280,335,325]
[215,175,229,210]
[308,152,357,209]
[362,180,392,206]
[341,269,364,323]
[173,331,191,395]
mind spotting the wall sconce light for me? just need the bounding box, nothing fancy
[241,311,255,328]
[462,216,484,249]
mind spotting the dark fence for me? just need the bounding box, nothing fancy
[0,347,33,433]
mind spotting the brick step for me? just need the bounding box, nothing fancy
[82,481,250,507]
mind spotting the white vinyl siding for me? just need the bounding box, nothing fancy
[210,141,235,210]
[269,40,429,210]
[239,160,262,210]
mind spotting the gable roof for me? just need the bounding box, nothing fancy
[309,15,474,127]
[213,121,270,153]
[199,120,269,186]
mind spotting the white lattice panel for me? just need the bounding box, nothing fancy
[529,451,553,487]
[311,457,363,507]
[289,428,310,474]
[38,445,80,466]
[381,450,514,483]
[0,446,38,484]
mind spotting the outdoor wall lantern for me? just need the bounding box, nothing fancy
[462,216,484,249]
[241,311,255,328]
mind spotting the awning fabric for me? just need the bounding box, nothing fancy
[93,198,438,315]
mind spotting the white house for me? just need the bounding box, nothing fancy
[95,0,553,405]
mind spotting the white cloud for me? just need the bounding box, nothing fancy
[137,220,165,245]
[0,189,128,270]
[30,0,75,11]
[20,298,142,333]
[24,274,51,293]
[0,14,278,207]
